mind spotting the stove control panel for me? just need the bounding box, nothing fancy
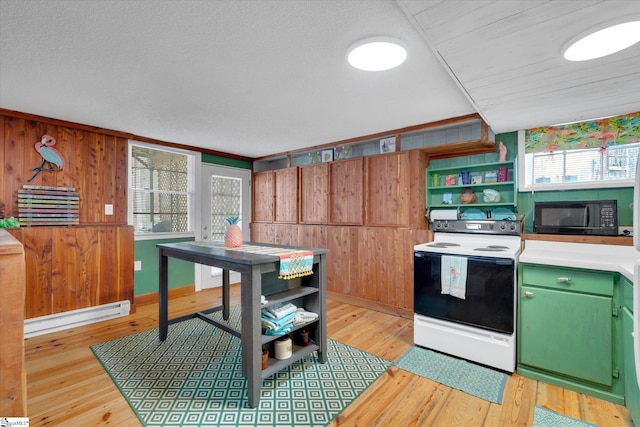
[432,219,522,235]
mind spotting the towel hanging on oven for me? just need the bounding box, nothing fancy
[441,255,468,300]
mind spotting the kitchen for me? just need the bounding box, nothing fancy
[2,1,640,426]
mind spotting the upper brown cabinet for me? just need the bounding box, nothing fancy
[365,152,410,227]
[329,157,364,225]
[274,167,298,223]
[252,171,275,222]
[299,163,329,224]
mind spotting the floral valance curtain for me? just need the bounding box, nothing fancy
[525,111,640,154]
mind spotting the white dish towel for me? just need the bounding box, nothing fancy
[441,255,468,300]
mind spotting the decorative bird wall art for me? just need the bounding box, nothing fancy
[28,135,66,182]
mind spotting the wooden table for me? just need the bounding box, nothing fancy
[157,241,327,408]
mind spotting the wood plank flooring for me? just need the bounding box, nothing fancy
[23,285,632,426]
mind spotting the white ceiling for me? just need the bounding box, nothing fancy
[1,1,639,159]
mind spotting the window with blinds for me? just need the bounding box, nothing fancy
[519,112,640,191]
[128,142,195,234]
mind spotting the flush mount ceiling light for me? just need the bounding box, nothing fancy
[347,37,407,71]
[563,21,640,61]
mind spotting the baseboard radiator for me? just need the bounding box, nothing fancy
[24,300,131,338]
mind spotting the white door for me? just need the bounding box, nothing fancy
[196,164,251,290]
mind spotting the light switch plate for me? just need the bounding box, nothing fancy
[105,204,114,215]
[134,261,142,271]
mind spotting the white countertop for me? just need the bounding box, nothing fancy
[520,240,640,280]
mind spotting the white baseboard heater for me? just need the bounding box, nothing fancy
[24,300,131,338]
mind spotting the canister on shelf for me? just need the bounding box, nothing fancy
[274,335,292,360]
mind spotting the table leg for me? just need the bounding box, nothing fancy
[222,269,230,320]
[241,264,262,408]
[159,250,169,341]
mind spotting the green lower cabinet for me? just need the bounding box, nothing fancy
[623,302,640,422]
[518,264,624,404]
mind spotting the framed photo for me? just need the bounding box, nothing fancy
[380,136,396,153]
[321,149,334,162]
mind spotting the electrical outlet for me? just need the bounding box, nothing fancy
[134,261,142,271]
[619,226,633,236]
[105,204,114,215]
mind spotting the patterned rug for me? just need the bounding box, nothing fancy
[394,346,507,404]
[91,308,391,427]
[533,406,598,427]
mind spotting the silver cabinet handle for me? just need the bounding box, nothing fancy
[523,291,534,298]
[557,277,572,283]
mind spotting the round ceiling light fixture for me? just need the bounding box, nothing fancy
[563,20,640,61]
[347,36,407,71]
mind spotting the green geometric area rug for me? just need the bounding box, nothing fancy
[394,345,507,404]
[91,308,391,427]
[533,406,598,427]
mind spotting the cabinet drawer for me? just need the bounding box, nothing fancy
[623,276,633,311]
[521,264,613,296]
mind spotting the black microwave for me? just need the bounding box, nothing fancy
[533,200,618,236]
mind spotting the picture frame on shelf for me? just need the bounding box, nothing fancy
[321,149,334,162]
[380,136,396,153]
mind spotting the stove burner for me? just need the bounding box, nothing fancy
[487,245,509,249]
[474,247,507,252]
[427,242,461,247]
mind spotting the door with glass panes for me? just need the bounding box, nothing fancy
[196,164,251,289]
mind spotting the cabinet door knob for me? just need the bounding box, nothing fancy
[557,277,572,283]
[523,291,534,298]
[203,234,208,240]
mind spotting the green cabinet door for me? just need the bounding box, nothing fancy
[520,286,613,386]
[623,306,640,423]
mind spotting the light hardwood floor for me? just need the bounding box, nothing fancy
[24,285,632,426]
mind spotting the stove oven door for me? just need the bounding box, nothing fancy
[414,251,515,334]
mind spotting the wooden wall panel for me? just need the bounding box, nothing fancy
[0,118,4,204]
[1,115,129,225]
[9,226,134,319]
[114,136,129,223]
[299,163,328,224]
[2,112,135,319]
[365,152,410,227]
[7,228,53,319]
[329,158,364,225]
[4,117,27,219]
[274,167,298,223]
[116,226,134,303]
[252,171,275,222]
[251,222,434,316]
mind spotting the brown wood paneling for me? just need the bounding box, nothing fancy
[8,227,53,318]
[9,225,133,319]
[274,167,298,223]
[299,163,328,224]
[116,226,134,304]
[329,158,364,225]
[0,230,27,417]
[4,117,27,218]
[407,149,429,229]
[0,118,4,205]
[252,171,275,222]
[365,152,410,227]
[114,136,129,224]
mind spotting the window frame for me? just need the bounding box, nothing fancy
[128,140,199,240]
